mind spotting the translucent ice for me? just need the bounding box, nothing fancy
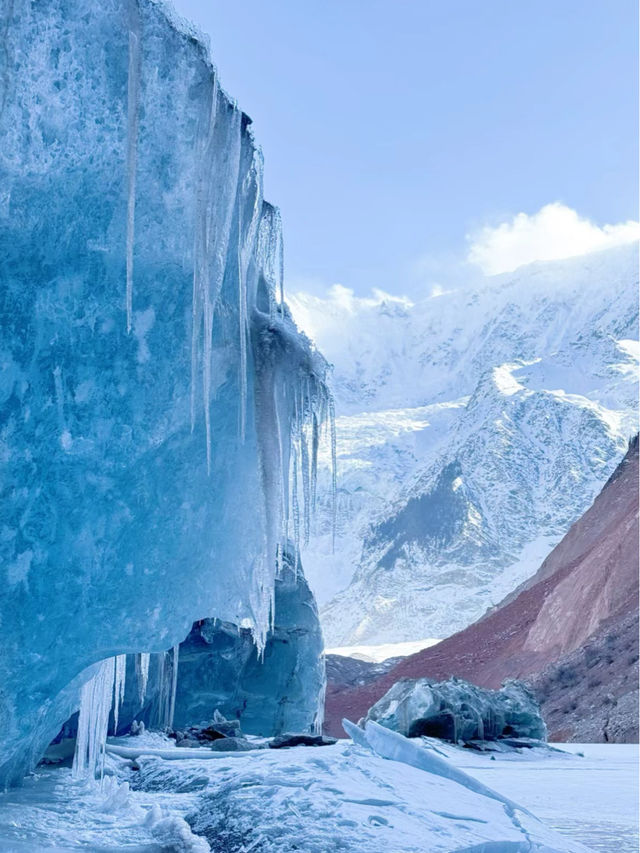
[104,546,325,737]
[0,0,330,786]
[363,677,546,742]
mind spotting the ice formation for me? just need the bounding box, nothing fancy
[72,660,116,780]
[0,0,331,786]
[169,546,326,735]
[363,677,547,742]
[94,546,325,737]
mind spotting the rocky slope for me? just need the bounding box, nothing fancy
[324,436,639,740]
[291,244,639,645]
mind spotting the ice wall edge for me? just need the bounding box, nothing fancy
[0,0,330,786]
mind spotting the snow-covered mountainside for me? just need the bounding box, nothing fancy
[289,244,639,645]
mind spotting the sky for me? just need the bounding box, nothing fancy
[172,0,638,297]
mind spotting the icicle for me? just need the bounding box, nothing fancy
[274,384,288,571]
[329,394,337,551]
[125,0,141,333]
[190,74,218,432]
[311,412,319,512]
[154,652,165,728]
[168,644,179,730]
[72,658,116,781]
[300,414,311,547]
[200,104,242,471]
[280,386,292,548]
[112,654,127,735]
[237,199,247,441]
[277,210,285,307]
[136,652,150,706]
[291,443,300,575]
[237,162,262,441]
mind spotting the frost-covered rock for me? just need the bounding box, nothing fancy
[115,548,325,736]
[363,677,546,742]
[0,0,330,786]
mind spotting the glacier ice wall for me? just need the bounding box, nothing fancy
[171,546,326,736]
[103,546,325,736]
[0,0,329,786]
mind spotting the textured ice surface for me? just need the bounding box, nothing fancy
[435,742,639,853]
[364,677,546,742]
[108,547,325,736]
[1,737,630,852]
[0,0,330,786]
[151,737,587,853]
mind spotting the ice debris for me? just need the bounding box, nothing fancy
[363,677,547,742]
[0,0,332,787]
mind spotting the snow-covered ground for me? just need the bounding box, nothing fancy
[445,742,639,853]
[0,731,636,852]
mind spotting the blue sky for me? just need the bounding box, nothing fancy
[173,0,638,296]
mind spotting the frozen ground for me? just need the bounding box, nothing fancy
[0,732,635,852]
[446,742,639,853]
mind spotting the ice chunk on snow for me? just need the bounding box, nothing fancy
[147,813,211,852]
[362,720,530,814]
[365,677,546,742]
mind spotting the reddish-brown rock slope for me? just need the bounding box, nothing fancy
[325,436,639,741]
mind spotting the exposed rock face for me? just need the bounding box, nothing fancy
[325,437,639,740]
[325,654,403,689]
[363,677,546,742]
[529,610,638,743]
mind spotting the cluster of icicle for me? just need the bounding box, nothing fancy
[73,3,335,783]
[287,378,336,570]
[72,649,178,781]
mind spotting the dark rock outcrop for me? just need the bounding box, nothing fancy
[268,733,337,749]
[325,654,403,689]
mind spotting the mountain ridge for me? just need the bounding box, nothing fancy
[323,435,639,741]
[292,243,638,645]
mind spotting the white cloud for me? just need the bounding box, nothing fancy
[288,285,412,346]
[467,203,640,276]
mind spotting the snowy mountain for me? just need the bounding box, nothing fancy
[289,243,639,646]
[323,436,638,743]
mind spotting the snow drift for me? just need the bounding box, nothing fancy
[0,0,330,787]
